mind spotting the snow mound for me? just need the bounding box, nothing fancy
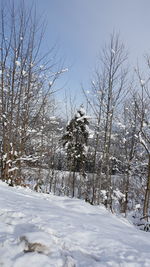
[0,181,150,266]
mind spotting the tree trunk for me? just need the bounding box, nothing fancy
[143,154,150,219]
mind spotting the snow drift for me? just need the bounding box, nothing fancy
[0,181,150,266]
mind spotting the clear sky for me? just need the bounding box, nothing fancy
[5,0,150,103]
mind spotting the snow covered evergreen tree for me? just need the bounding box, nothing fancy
[62,105,90,197]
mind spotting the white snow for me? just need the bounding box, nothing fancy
[111,49,116,54]
[49,81,53,86]
[0,181,150,266]
[135,204,141,210]
[140,79,145,86]
[61,68,68,73]
[76,115,91,122]
[22,70,27,76]
[15,61,21,67]
[8,167,19,173]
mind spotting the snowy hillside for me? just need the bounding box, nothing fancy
[0,182,150,267]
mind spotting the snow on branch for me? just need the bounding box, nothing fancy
[139,132,150,154]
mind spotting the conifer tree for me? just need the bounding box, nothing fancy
[62,106,90,197]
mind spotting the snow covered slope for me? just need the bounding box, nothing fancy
[0,182,150,267]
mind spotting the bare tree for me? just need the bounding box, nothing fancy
[0,1,66,185]
[134,65,150,218]
[83,33,128,209]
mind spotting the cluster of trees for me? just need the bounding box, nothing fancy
[0,1,66,185]
[0,2,150,219]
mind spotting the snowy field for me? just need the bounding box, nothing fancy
[0,181,150,267]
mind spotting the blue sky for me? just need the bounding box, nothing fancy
[9,0,150,103]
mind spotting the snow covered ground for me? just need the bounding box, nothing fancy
[0,181,150,267]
